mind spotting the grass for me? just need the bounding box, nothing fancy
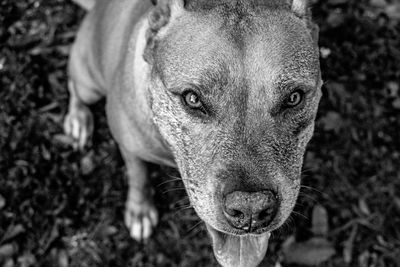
[1,0,400,266]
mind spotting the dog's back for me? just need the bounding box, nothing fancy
[69,0,152,95]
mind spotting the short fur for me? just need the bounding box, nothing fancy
[65,0,321,256]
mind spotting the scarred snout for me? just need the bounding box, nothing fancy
[223,190,278,232]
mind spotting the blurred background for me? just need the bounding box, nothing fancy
[0,0,399,266]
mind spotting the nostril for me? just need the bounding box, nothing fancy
[226,208,243,218]
[223,190,279,231]
[258,209,270,221]
[256,207,275,223]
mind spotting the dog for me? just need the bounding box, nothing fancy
[63,0,322,266]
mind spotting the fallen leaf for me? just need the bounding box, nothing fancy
[386,81,399,97]
[96,224,118,239]
[103,226,118,237]
[343,225,358,263]
[320,47,331,58]
[38,102,59,113]
[358,251,370,267]
[56,45,71,56]
[42,222,60,253]
[385,3,400,20]
[2,224,25,243]
[325,82,349,106]
[392,98,400,109]
[370,0,387,8]
[327,10,345,28]
[326,82,346,95]
[394,197,400,211]
[358,251,379,267]
[41,145,51,161]
[16,253,36,267]
[311,205,329,236]
[0,57,5,71]
[3,258,15,267]
[282,236,336,265]
[0,194,5,210]
[376,235,389,247]
[0,244,17,261]
[319,111,343,131]
[53,134,74,146]
[358,198,371,216]
[48,72,64,92]
[58,249,69,267]
[81,150,95,175]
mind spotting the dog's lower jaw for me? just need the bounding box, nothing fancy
[206,223,271,267]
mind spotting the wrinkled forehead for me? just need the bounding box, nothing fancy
[156,9,319,89]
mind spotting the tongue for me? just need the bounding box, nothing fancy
[206,224,270,267]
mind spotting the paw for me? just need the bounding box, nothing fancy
[63,104,93,150]
[124,199,158,242]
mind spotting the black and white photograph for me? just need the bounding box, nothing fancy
[1,0,399,266]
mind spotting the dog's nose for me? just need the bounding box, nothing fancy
[223,190,278,231]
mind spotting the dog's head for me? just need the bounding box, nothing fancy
[145,0,321,265]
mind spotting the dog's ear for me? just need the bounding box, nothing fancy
[290,0,308,18]
[144,0,185,63]
[289,0,319,45]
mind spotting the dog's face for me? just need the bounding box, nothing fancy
[146,0,321,265]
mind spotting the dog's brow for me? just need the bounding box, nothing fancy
[276,73,319,92]
[275,81,311,94]
[197,65,230,94]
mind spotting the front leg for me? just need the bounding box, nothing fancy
[63,80,98,150]
[121,149,158,241]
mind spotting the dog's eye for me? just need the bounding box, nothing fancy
[183,91,203,109]
[285,90,304,107]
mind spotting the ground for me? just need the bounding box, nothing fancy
[1,0,400,266]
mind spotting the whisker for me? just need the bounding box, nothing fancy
[177,204,193,211]
[166,174,182,179]
[166,174,194,182]
[294,201,305,208]
[298,192,319,203]
[187,222,205,238]
[163,174,197,183]
[171,197,190,207]
[291,210,309,220]
[156,177,183,187]
[173,205,193,216]
[186,220,204,236]
[284,215,296,233]
[300,185,323,195]
[301,167,318,174]
[275,216,294,238]
[162,187,187,194]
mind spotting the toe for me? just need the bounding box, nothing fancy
[130,217,143,241]
[71,117,80,141]
[79,125,88,151]
[149,208,158,227]
[141,216,152,240]
[124,210,133,229]
[63,105,93,150]
[124,202,158,242]
[63,115,72,136]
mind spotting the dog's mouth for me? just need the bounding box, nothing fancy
[205,223,270,267]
